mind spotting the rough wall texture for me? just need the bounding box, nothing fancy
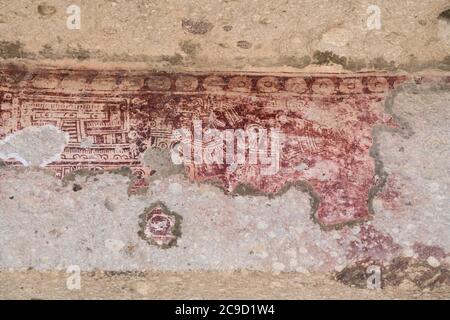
[1,0,450,71]
[0,0,449,299]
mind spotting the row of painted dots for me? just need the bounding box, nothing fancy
[144,75,392,93]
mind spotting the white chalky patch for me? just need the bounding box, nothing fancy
[0,125,68,167]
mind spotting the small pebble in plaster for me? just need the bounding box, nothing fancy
[104,197,116,212]
[427,256,441,268]
[402,247,415,258]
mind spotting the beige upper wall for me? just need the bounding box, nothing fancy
[0,0,449,71]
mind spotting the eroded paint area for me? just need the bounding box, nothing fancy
[0,69,411,226]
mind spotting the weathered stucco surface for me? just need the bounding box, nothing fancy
[1,0,450,71]
[0,0,449,299]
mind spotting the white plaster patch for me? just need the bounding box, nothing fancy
[0,125,68,167]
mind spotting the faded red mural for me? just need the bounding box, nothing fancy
[0,69,415,227]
